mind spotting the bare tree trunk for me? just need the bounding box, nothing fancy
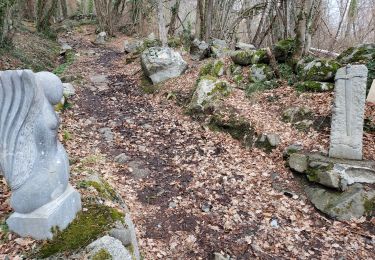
[157,0,167,46]
[36,0,59,33]
[330,0,350,50]
[0,0,19,46]
[203,0,213,41]
[253,1,270,46]
[168,0,181,36]
[60,0,67,19]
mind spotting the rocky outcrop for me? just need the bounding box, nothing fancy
[297,59,341,82]
[249,64,274,82]
[273,38,296,62]
[210,38,230,58]
[141,47,188,84]
[235,42,256,50]
[124,39,143,54]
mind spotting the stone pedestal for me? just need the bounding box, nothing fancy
[7,185,81,240]
[329,65,368,160]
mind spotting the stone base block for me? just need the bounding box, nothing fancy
[7,184,81,240]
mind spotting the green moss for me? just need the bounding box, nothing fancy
[251,49,268,64]
[87,180,119,201]
[213,60,224,77]
[337,44,375,64]
[273,38,296,62]
[199,61,214,77]
[363,197,375,215]
[55,99,72,112]
[53,50,75,76]
[306,167,320,182]
[63,130,72,141]
[230,50,254,66]
[245,80,278,96]
[140,75,158,94]
[298,59,341,82]
[38,205,124,258]
[249,64,274,82]
[93,249,112,260]
[278,63,297,84]
[209,114,254,147]
[295,81,334,92]
[167,37,182,48]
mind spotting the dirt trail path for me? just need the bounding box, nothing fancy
[59,27,374,259]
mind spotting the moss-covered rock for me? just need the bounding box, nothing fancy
[208,113,255,147]
[255,133,281,152]
[210,38,230,58]
[245,80,279,96]
[273,38,296,62]
[282,106,314,130]
[228,63,245,87]
[278,63,297,85]
[295,81,334,92]
[249,64,274,82]
[38,205,124,258]
[189,76,232,112]
[199,60,225,78]
[337,43,375,64]
[251,49,269,64]
[167,36,183,48]
[92,248,112,260]
[230,50,255,66]
[298,59,341,82]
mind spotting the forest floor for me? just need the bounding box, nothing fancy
[1,25,375,259]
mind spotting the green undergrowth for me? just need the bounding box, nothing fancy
[37,204,124,258]
[53,50,75,76]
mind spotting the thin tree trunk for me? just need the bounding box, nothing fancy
[157,0,168,46]
[203,0,213,41]
[168,0,181,36]
[330,0,350,50]
[60,0,67,19]
[253,0,270,46]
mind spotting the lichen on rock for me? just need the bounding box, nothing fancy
[297,59,341,82]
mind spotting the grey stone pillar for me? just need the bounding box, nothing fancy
[329,65,368,160]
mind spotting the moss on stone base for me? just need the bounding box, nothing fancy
[38,204,124,258]
[93,248,112,260]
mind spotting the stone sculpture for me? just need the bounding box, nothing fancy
[329,65,368,160]
[0,70,81,239]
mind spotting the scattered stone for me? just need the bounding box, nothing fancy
[141,47,188,84]
[367,80,375,104]
[109,222,132,246]
[62,83,76,98]
[188,76,232,112]
[329,65,368,160]
[128,161,151,179]
[270,218,279,228]
[284,144,304,157]
[210,38,229,58]
[114,153,130,164]
[305,183,375,221]
[249,64,273,82]
[230,50,255,66]
[190,39,210,60]
[337,43,375,64]
[288,153,308,173]
[169,201,177,208]
[87,235,132,260]
[0,70,81,239]
[251,49,269,64]
[235,42,256,50]
[298,59,341,82]
[124,39,143,54]
[95,32,107,45]
[214,252,230,260]
[99,127,114,143]
[61,42,72,51]
[199,60,225,78]
[256,133,281,151]
[201,203,212,213]
[282,106,314,130]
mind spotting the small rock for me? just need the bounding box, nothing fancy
[201,203,212,213]
[288,153,308,173]
[124,39,143,54]
[128,161,151,179]
[214,252,230,260]
[87,235,132,260]
[235,42,256,50]
[62,83,76,98]
[270,218,279,228]
[266,133,281,147]
[99,127,114,143]
[95,31,107,45]
[284,144,304,157]
[190,39,210,60]
[169,201,177,208]
[114,153,130,164]
[109,227,132,246]
[61,42,72,51]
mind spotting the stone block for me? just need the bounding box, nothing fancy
[367,80,375,104]
[7,185,81,240]
[329,65,368,160]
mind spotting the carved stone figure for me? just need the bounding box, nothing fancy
[0,70,81,239]
[329,65,368,160]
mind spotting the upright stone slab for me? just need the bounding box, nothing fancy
[329,65,368,160]
[367,80,375,104]
[0,70,81,239]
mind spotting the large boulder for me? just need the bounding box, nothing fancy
[210,38,230,58]
[251,49,269,64]
[273,38,296,62]
[298,59,341,82]
[230,50,255,66]
[141,47,188,84]
[190,39,210,60]
[189,76,232,112]
[337,43,375,64]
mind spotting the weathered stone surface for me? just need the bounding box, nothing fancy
[87,235,132,260]
[298,59,341,82]
[128,160,151,179]
[190,39,210,60]
[95,32,107,44]
[288,153,308,173]
[329,65,368,160]
[230,50,254,66]
[7,185,81,239]
[295,81,334,92]
[273,38,295,62]
[189,77,232,112]
[114,153,130,164]
[141,47,188,84]
[367,80,375,104]
[282,107,313,124]
[249,64,273,82]
[235,42,256,50]
[256,133,281,152]
[124,39,143,54]
[210,38,229,58]
[305,183,375,220]
[62,82,76,97]
[337,43,375,64]
[0,70,81,239]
